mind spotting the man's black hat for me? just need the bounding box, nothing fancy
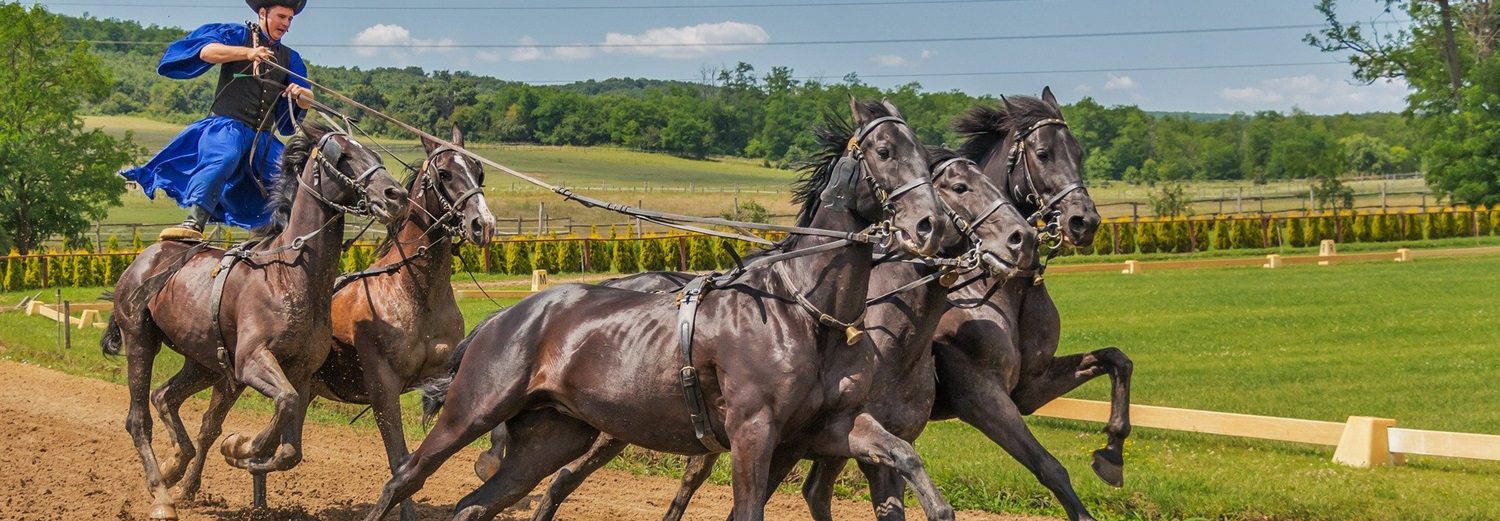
[246,0,305,14]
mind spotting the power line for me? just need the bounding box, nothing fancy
[518,61,1351,84]
[46,0,1035,11]
[75,22,1392,50]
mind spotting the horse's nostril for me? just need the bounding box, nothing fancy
[385,187,407,202]
[1068,215,1087,233]
[916,217,934,240]
[1008,230,1025,249]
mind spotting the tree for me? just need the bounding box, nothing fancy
[1309,0,1500,205]
[0,5,136,254]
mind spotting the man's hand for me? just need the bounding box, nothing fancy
[245,46,274,63]
[285,83,314,109]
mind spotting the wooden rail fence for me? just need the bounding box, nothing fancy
[1033,398,1500,468]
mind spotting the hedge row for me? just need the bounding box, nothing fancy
[1081,207,1500,256]
[6,208,1497,291]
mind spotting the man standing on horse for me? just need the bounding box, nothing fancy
[122,0,315,241]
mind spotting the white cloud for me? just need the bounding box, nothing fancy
[1217,75,1409,113]
[602,21,769,59]
[872,54,910,67]
[476,36,593,63]
[350,24,456,60]
[869,49,937,68]
[1104,74,1139,91]
[1073,84,1094,95]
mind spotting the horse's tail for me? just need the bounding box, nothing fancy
[100,313,123,357]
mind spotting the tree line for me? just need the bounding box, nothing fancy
[62,12,1420,180]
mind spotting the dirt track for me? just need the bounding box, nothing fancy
[0,361,1041,520]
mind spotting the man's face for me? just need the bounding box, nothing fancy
[260,6,294,41]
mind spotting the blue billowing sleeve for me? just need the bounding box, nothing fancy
[274,48,311,136]
[157,23,248,80]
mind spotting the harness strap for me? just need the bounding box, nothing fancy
[772,263,867,346]
[209,244,254,377]
[676,275,729,452]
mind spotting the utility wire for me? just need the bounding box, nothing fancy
[74,22,1402,49]
[517,61,1352,84]
[46,0,1036,10]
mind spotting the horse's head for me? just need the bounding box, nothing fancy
[841,98,952,257]
[301,123,407,223]
[928,148,1037,279]
[417,125,496,246]
[959,87,1100,248]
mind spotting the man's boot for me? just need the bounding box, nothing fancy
[158,206,210,241]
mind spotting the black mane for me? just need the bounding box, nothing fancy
[926,146,963,170]
[788,100,900,229]
[251,121,335,238]
[953,96,1063,164]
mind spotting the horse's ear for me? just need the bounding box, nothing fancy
[1001,95,1017,115]
[848,95,870,125]
[451,124,465,147]
[302,121,328,142]
[880,99,904,119]
[421,134,440,154]
[1042,86,1059,109]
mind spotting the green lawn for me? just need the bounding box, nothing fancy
[3,254,1497,520]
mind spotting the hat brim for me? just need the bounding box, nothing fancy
[246,0,305,15]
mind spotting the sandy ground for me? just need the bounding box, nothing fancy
[0,360,1043,521]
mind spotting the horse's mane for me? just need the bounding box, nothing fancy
[251,121,334,238]
[772,100,899,251]
[926,146,964,170]
[953,96,1063,163]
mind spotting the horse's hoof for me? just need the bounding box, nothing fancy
[149,502,179,520]
[474,451,501,481]
[1091,448,1124,487]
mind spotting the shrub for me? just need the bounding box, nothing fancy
[612,238,638,274]
[1491,209,1500,236]
[689,235,717,270]
[71,250,92,287]
[587,227,612,273]
[1093,220,1115,255]
[554,239,582,273]
[1116,221,1138,254]
[456,242,484,273]
[505,238,532,275]
[639,237,667,272]
[1134,222,1156,254]
[47,249,66,287]
[22,253,43,290]
[1420,212,1437,240]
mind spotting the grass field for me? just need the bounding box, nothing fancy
[3,251,1497,520]
[88,115,1442,235]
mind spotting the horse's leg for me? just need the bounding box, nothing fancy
[661,452,720,521]
[813,413,953,521]
[725,408,778,521]
[801,458,847,521]
[451,410,600,521]
[1010,347,1133,487]
[531,434,628,521]
[150,360,220,488]
[361,356,421,521]
[363,357,528,521]
[857,461,911,521]
[955,385,1094,521]
[221,349,300,469]
[121,324,178,520]
[474,423,507,481]
[172,378,244,501]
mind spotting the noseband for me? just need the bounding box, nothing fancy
[416,145,487,237]
[303,131,387,217]
[1002,118,1086,224]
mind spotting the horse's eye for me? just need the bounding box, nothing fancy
[877,147,891,159]
[1035,148,1051,161]
[952,183,970,194]
[439,169,452,181]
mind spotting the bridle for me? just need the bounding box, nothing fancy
[823,116,933,221]
[1002,118,1087,225]
[932,156,1015,256]
[301,131,388,218]
[413,145,486,237]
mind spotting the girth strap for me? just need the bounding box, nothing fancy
[676,275,729,453]
[208,243,255,378]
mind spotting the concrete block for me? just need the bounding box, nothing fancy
[1318,240,1337,266]
[1121,260,1140,275]
[530,270,550,292]
[1333,416,1401,468]
[1395,248,1412,262]
[1263,254,1282,269]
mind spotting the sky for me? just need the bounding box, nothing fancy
[39,0,1413,114]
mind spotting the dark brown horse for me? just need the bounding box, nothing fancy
[313,125,495,521]
[102,122,407,520]
[512,145,1039,521]
[362,99,958,521]
[518,89,1129,521]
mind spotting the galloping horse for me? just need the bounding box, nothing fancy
[314,125,495,521]
[363,99,958,521]
[103,121,408,520]
[517,89,1131,521]
[515,144,1040,521]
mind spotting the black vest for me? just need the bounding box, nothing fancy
[210,26,293,131]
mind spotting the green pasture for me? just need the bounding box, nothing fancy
[90,115,1439,232]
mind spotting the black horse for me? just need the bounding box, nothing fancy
[362,99,959,521]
